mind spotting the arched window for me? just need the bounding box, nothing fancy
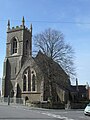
[26,40,28,49]
[26,40,28,55]
[23,75,26,91]
[32,74,35,91]
[11,38,17,54]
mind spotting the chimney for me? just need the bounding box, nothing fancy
[76,78,79,91]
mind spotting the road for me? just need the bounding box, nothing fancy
[0,105,90,120]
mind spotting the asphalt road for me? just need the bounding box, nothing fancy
[0,105,90,120]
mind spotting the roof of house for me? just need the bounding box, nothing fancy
[71,85,87,93]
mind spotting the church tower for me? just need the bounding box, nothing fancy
[2,17,32,97]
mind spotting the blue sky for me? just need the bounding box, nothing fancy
[0,0,90,90]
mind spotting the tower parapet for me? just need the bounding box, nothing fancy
[7,17,32,34]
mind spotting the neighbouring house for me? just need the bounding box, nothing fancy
[70,79,89,102]
[2,17,71,105]
[88,87,90,100]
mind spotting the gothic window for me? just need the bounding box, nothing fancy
[23,75,26,91]
[32,74,35,91]
[26,40,28,55]
[23,69,37,92]
[26,40,28,49]
[28,69,31,91]
[11,38,17,54]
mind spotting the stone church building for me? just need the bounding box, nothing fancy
[2,17,71,104]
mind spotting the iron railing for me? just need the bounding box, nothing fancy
[0,97,25,105]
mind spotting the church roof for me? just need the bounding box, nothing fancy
[35,50,68,77]
[34,51,70,89]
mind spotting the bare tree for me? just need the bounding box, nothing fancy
[33,28,75,77]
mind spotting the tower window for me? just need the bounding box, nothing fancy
[26,40,28,49]
[11,38,17,54]
[26,40,28,55]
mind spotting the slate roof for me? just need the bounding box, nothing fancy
[34,50,70,89]
[71,85,87,93]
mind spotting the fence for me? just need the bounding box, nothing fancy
[0,97,25,105]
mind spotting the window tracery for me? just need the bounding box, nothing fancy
[23,75,26,91]
[11,38,17,54]
[23,68,37,92]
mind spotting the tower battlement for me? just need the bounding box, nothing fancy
[7,25,31,33]
[7,17,32,34]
